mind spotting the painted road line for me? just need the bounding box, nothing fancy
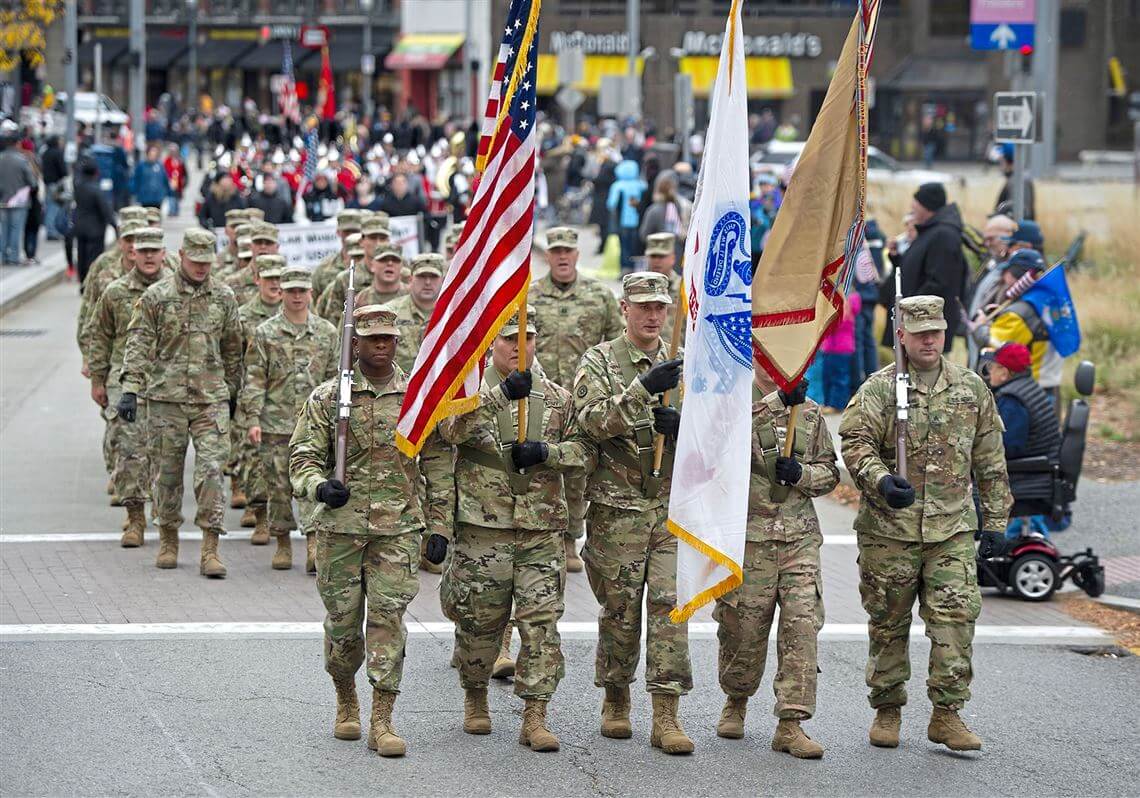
[0,622,1112,645]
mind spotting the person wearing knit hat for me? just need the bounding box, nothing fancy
[987,246,1062,403]
[913,183,946,213]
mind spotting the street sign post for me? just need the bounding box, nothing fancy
[970,0,1035,51]
[994,91,1041,220]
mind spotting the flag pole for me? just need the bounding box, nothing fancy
[516,283,529,443]
[782,404,799,457]
[652,293,686,473]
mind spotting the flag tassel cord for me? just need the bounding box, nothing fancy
[668,519,743,623]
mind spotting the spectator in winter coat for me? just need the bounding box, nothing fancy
[302,172,339,222]
[638,170,690,261]
[130,145,169,209]
[41,135,68,240]
[606,159,646,274]
[379,173,427,219]
[162,144,187,216]
[0,135,37,265]
[72,159,116,285]
[198,172,245,229]
[249,174,294,224]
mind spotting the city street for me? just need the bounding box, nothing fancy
[1,243,1138,796]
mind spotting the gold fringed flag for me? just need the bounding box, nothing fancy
[750,0,881,389]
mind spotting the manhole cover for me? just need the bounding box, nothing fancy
[0,329,47,337]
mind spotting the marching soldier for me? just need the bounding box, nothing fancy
[385,253,443,377]
[345,242,407,315]
[118,228,244,577]
[224,223,270,306]
[234,255,286,543]
[437,315,593,751]
[319,222,398,322]
[713,372,838,758]
[218,208,247,275]
[290,305,454,757]
[573,272,693,755]
[442,223,464,261]
[311,209,364,299]
[78,208,147,362]
[86,227,171,545]
[237,266,338,571]
[531,226,624,572]
[839,295,1011,752]
[643,233,684,344]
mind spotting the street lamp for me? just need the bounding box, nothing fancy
[187,0,198,115]
[361,0,374,122]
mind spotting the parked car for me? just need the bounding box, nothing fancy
[18,93,129,136]
[749,140,955,186]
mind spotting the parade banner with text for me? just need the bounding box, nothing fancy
[215,216,422,270]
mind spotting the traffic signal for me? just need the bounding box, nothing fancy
[1019,43,1033,74]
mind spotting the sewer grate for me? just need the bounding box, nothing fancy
[0,329,47,337]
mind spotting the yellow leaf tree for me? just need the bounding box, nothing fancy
[0,1,65,73]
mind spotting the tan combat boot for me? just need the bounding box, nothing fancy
[928,707,982,751]
[109,493,124,507]
[716,695,748,739]
[449,640,460,669]
[368,688,406,757]
[463,687,492,735]
[271,533,293,570]
[155,525,179,569]
[492,622,516,679]
[199,531,227,578]
[650,694,695,754]
[331,675,361,740]
[869,706,901,748]
[519,699,560,752]
[772,719,824,759]
[120,504,147,548]
[418,536,442,574]
[564,538,584,573]
[305,532,317,574]
[600,684,632,739]
[250,506,270,545]
[239,506,256,528]
[230,477,247,509]
[106,478,115,495]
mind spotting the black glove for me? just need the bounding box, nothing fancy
[878,474,916,509]
[511,441,549,470]
[652,405,681,438]
[774,456,802,486]
[976,530,1006,559]
[316,479,351,509]
[500,369,532,401]
[228,395,238,418]
[424,533,449,565]
[778,379,809,407]
[116,392,137,423]
[638,358,683,394]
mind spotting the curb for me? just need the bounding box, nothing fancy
[0,252,68,317]
[1094,594,1140,616]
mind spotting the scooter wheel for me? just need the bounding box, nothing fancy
[1010,553,1059,602]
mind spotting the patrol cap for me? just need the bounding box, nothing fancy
[254,254,286,279]
[375,243,403,261]
[233,223,253,241]
[645,232,675,256]
[245,207,266,222]
[353,304,400,337]
[622,272,673,304]
[361,213,390,236]
[545,226,579,250]
[132,227,165,250]
[145,207,161,226]
[237,237,253,259]
[345,233,365,261]
[250,221,278,243]
[1003,219,1044,249]
[337,209,363,232]
[279,267,312,290]
[182,228,218,263]
[898,295,947,333]
[444,227,462,250]
[119,219,147,238]
[224,208,246,226]
[411,252,446,277]
[119,206,147,224]
[1000,248,1046,278]
[500,312,537,338]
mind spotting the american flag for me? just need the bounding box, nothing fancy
[279,41,300,125]
[302,125,319,192]
[396,0,540,457]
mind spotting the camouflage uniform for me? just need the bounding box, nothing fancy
[120,231,244,538]
[839,296,1011,711]
[573,302,690,695]
[320,247,397,323]
[531,227,625,544]
[238,282,338,541]
[289,309,455,691]
[381,253,443,372]
[643,233,685,346]
[438,339,592,700]
[310,210,364,299]
[714,392,838,718]
[224,261,259,306]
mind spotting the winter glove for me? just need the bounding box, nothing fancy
[652,406,681,438]
[778,379,809,407]
[500,369,532,401]
[424,533,449,565]
[116,392,138,423]
[878,474,916,509]
[638,358,683,394]
[316,479,351,509]
[976,530,1006,559]
[511,441,549,470]
[774,455,802,486]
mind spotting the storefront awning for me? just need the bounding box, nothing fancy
[678,56,793,99]
[882,56,988,91]
[383,34,464,70]
[535,54,644,96]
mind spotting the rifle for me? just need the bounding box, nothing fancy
[892,265,908,480]
[334,263,357,482]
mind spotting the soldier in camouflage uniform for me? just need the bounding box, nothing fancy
[337,241,406,320]
[238,266,338,571]
[713,371,839,758]
[290,305,455,757]
[86,227,172,545]
[233,255,286,542]
[310,210,364,300]
[118,228,244,578]
[217,208,247,276]
[531,226,624,571]
[644,233,684,345]
[318,220,396,322]
[839,295,1011,752]
[573,272,694,755]
[227,222,278,305]
[385,253,442,375]
[437,315,593,751]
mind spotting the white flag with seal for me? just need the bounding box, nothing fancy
[668,0,752,622]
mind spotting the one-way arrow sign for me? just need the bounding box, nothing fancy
[994,91,1040,143]
[990,23,1017,48]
